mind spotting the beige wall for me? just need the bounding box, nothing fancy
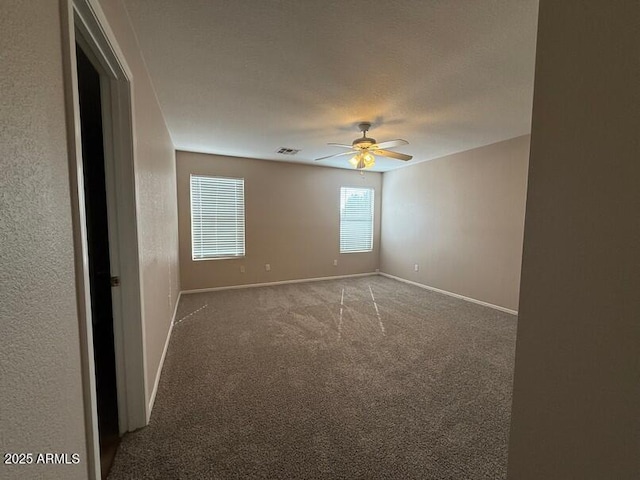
[0,2,87,479]
[0,1,180,478]
[507,1,639,479]
[98,0,180,404]
[177,151,381,290]
[380,135,530,311]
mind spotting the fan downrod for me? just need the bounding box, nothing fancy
[353,122,376,148]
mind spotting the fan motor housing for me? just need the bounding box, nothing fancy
[352,136,376,149]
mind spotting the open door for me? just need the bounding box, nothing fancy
[62,2,149,477]
[75,43,120,479]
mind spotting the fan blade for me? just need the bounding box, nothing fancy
[371,139,409,150]
[315,150,357,161]
[327,143,355,149]
[374,149,413,161]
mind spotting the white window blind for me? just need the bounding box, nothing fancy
[340,187,374,253]
[190,175,245,259]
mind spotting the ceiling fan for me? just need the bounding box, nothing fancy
[315,122,413,170]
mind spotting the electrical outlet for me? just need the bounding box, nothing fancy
[240,266,245,273]
[414,264,419,272]
[265,264,271,271]
[333,259,338,266]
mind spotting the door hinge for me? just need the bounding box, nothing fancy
[110,276,120,287]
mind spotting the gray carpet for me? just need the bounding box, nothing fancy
[108,275,517,479]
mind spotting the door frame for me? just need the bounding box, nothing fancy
[60,0,147,477]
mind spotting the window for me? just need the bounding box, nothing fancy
[190,175,245,259]
[340,187,374,253]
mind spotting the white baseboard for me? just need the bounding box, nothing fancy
[180,272,378,295]
[147,291,181,418]
[379,272,518,315]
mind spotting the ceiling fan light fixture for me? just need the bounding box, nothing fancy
[351,151,375,170]
[362,151,375,168]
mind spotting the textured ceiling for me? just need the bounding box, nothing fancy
[122,0,539,171]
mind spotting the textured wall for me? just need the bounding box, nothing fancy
[380,136,530,311]
[177,152,382,290]
[507,1,639,478]
[0,1,181,477]
[0,1,88,479]
[97,0,180,403]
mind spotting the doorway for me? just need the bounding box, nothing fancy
[75,44,120,478]
[63,2,148,477]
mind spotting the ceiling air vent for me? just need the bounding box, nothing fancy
[276,147,300,155]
